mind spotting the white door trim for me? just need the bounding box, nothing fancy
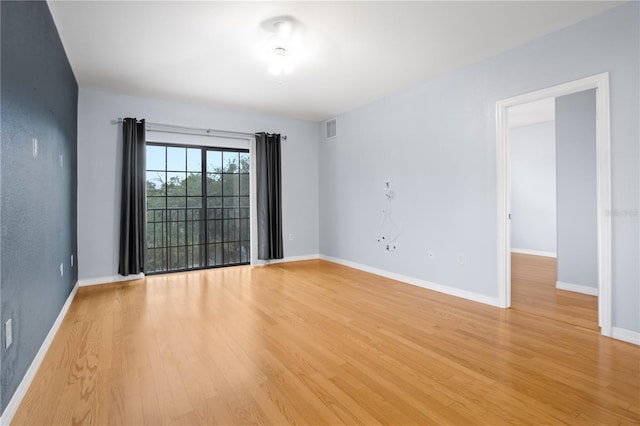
[495,72,612,337]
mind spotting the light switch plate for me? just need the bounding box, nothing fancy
[5,319,12,349]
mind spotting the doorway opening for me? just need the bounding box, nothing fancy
[496,73,612,337]
[508,94,599,330]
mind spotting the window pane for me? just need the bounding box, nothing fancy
[239,174,250,196]
[223,174,239,196]
[239,153,250,173]
[167,208,182,222]
[207,244,216,265]
[207,197,222,208]
[147,171,165,197]
[146,145,165,170]
[187,197,202,208]
[154,223,165,246]
[207,174,222,196]
[147,248,156,271]
[147,196,165,209]
[215,220,223,243]
[223,197,239,208]
[176,221,186,246]
[206,208,222,220]
[206,220,214,242]
[187,148,201,172]
[207,151,222,173]
[229,219,239,242]
[187,220,200,245]
[241,240,250,263]
[167,172,187,196]
[222,220,229,242]
[146,226,155,248]
[186,173,202,195]
[223,151,239,173]
[167,197,186,208]
[169,247,179,270]
[167,147,186,171]
[168,221,179,246]
[240,218,250,241]
[154,209,166,222]
[192,245,204,268]
[225,243,239,264]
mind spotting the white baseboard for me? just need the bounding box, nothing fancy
[611,327,640,346]
[78,273,145,287]
[511,248,557,258]
[0,282,79,426]
[319,255,501,307]
[253,254,320,266]
[556,281,599,296]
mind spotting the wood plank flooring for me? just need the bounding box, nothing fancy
[511,253,599,331]
[12,260,639,425]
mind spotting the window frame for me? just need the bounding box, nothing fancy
[145,142,251,274]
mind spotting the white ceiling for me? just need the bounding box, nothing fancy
[47,1,623,122]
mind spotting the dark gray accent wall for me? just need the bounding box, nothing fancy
[555,90,597,290]
[1,1,78,415]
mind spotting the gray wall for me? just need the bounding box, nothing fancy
[556,90,597,289]
[509,122,557,254]
[1,1,78,414]
[318,2,639,332]
[77,88,319,282]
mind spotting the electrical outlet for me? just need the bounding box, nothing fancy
[32,138,38,158]
[60,262,64,277]
[59,154,64,168]
[457,252,465,265]
[71,254,74,267]
[5,319,12,349]
[288,233,294,241]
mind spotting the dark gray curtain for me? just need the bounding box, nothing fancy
[118,118,146,275]
[255,132,284,260]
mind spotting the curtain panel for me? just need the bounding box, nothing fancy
[255,132,284,260]
[118,118,146,275]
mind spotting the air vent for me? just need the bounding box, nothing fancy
[326,118,337,139]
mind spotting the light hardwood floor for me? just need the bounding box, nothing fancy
[12,260,639,425]
[511,253,599,331]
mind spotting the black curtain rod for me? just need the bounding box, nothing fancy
[111,118,287,140]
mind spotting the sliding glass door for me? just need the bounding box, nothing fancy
[145,143,250,274]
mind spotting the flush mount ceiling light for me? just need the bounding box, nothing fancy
[268,46,295,76]
[261,15,305,76]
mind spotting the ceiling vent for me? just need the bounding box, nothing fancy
[326,118,337,139]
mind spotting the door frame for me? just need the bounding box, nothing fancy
[495,72,612,336]
[144,132,258,269]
